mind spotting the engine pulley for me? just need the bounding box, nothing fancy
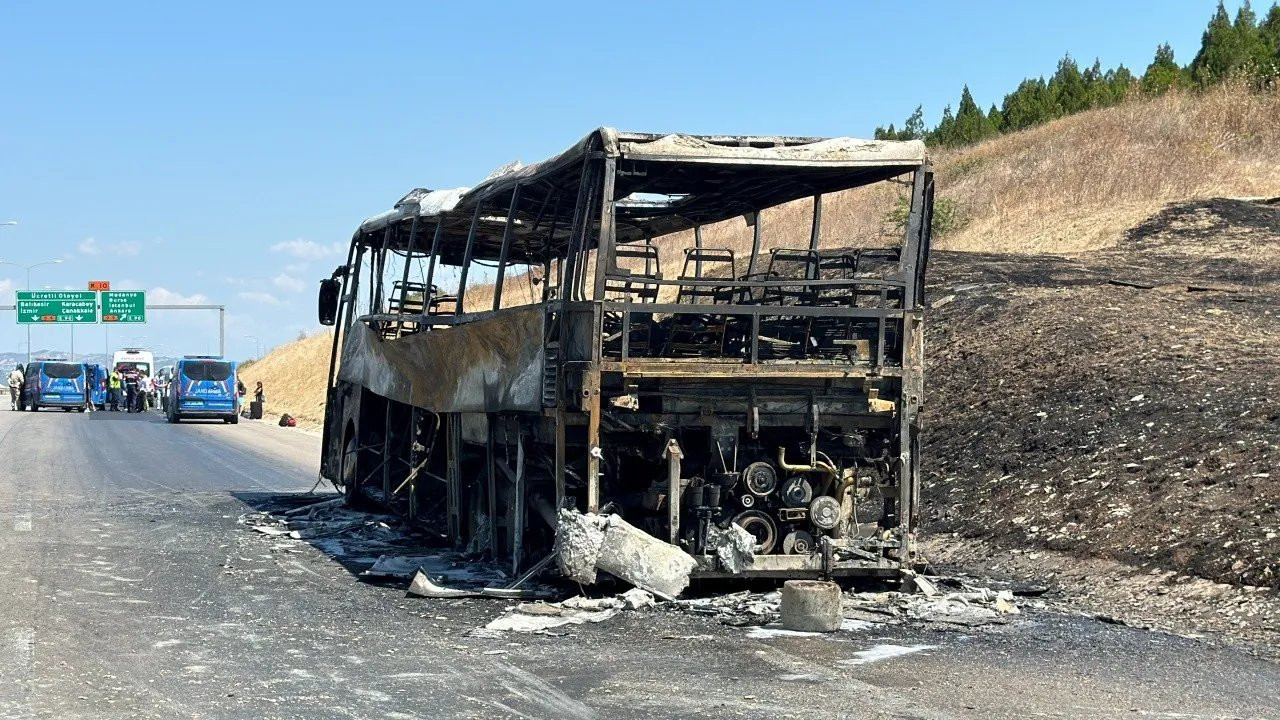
[809,495,843,531]
[743,461,778,497]
[782,530,815,555]
[732,510,778,554]
[780,476,814,508]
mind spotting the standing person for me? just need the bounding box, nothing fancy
[156,372,169,414]
[7,364,24,411]
[123,370,140,414]
[254,381,264,403]
[108,368,122,411]
[140,373,153,411]
[236,379,247,415]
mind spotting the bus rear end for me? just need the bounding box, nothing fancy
[167,357,239,424]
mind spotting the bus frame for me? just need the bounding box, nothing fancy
[317,128,933,583]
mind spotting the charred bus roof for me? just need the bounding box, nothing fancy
[354,128,927,265]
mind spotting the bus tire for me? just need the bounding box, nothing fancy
[226,414,238,424]
[341,429,364,507]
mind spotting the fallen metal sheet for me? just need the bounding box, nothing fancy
[406,571,487,599]
[479,604,619,634]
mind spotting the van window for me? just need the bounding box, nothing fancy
[182,361,233,382]
[43,362,83,378]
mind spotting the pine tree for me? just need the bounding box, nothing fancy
[987,103,1004,132]
[1256,2,1280,80]
[930,105,956,146]
[1001,77,1053,131]
[1191,1,1244,84]
[1083,58,1106,107]
[1105,65,1136,105]
[901,105,926,140]
[1142,43,1187,94]
[1049,55,1089,115]
[948,86,997,146]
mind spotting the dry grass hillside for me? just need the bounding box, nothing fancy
[238,331,333,425]
[936,82,1280,254]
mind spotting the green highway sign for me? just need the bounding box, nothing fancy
[101,291,146,323]
[15,291,98,324]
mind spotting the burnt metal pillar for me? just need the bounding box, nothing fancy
[746,211,763,276]
[591,158,617,302]
[454,201,485,314]
[664,439,683,545]
[382,402,393,500]
[493,184,523,310]
[694,225,703,277]
[408,406,420,520]
[486,416,498,557]
[446,413,462,545]
[423,220,446,303]
[584,156,616,514]
[584,370,603,514]
[512,426,525,575]
[809,194,823,252]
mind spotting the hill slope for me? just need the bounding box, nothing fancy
[238,331,333,425]
[925,197,1279,590]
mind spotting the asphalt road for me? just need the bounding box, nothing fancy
[0,407,1276,720]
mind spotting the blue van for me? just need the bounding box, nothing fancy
[21,360,88,412]
[84,364,108,410]
[167,356,239,424]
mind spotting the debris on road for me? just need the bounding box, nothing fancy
[554,509,697,600]
[674,578,1026,631]
[242,496,1033,639]
[475,602,620,636]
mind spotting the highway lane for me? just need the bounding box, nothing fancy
[0,407,1277,719]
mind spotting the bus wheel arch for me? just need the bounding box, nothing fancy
[341,421,363,507]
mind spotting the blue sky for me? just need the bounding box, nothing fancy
[0,0,1236,360]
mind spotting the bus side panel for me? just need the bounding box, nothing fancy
[337,306,545,414]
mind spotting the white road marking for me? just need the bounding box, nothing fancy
[838,643,936,666]
[11,627,34,665]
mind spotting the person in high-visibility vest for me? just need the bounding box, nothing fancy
[108,370,123,411]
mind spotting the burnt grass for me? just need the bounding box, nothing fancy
[923,198,1280,590]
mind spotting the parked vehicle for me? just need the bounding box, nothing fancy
[21,359,88,412]
[167,356,239,424]
[84,363,108,410]
[112,348,154,378]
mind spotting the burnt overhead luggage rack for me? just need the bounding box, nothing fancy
[318,128,933,586]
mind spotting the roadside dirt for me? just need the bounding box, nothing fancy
[921,198,1280,645]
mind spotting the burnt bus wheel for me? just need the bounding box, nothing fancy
[341,429,363,507]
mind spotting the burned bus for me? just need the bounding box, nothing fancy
[317,128,932,585]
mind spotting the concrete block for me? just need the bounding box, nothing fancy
[781,580,842,632]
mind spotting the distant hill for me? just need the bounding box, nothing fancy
[0,351,182,370]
